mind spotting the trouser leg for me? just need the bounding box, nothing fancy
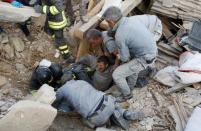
[127,74,138,90]
[87,96,115,128]
[44,20,54,36]
[54,29,71,60]
[112,59,145,97]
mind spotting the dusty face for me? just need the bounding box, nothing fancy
[88,37,102,48]
[107,20,116,28]
[96,62,108,72]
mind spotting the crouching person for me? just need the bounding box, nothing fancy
[102,7,160,102]
[52,80,144,130]
[30,59,63,90]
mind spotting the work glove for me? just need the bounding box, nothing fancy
[11,1,24,8]
[34,5,42,13]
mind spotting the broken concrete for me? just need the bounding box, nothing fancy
[29,84,56,104]
[0,100,57,131]
[0,76,8,88]
[15,63,26,73]
[3,44,15,58]
[9,36,25,52]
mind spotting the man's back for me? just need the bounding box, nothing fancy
[56,80,104,118]
[115,16,157,61]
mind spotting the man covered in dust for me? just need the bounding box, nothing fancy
[102,6,162,102]
[52,80,145,130]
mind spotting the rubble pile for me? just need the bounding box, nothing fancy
[1,0,201,131]
[151,0,201,21]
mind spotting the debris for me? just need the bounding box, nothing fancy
[151,0,201,21]
[185,107,201,131]
[28,84,56,104]
[164,83,190,95]
[0,76,8,87]
[1,33,9,44]
[3,44,15,58]
[9,37,25,52]
[0,2,41,23]
[154,66,178,87]
[0,100,57,131]
[96,127,116,131]
[15,63,26,73]
[168,105,183,131]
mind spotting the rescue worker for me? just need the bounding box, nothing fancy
[30,59,63,90]
[84,29,150,88]
[52,80,145,130]
[102,7,162,102]
[84,29,118,65]
[33,0,74,62]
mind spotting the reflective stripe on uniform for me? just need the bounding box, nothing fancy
[59,45,68,50]
[48,11,67,29]
[49,6,59,15]
[43,5,47,14]
[63,50,69,54]
[60,50,69,54]
[72,74,76,79]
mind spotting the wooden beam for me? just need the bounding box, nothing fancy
[75,0,143,39]
[164,83,191,95]
[0,2,40,23]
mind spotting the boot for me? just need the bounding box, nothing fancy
[62,54,75,63]
[110,110,129,130]
[123,111,145,121]
[115,94,133,103]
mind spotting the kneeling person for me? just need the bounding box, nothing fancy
[53,80,144,129]
[30,59,63,90]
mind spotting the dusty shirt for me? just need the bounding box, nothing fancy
[92,66,113,91]
[55,80,105,118]
[77,55,113,91]
[114,16,157,62]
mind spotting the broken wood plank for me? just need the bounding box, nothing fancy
[158,42,181,55]
[172,97,187,129]
[168,105,183,131]
[75,0,143,39]
[0,2,41,23]
[158,46,179,58]
[164,83,191,95]
[162,22,174,41]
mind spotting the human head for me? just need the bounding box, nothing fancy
[102,6,123,28]
[84,29,103,48]
[96,56,110,72]
[36,67,53,85]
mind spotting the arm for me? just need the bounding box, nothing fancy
[116,38,130,63]
[76,55,97,69]
[52,88,64,108]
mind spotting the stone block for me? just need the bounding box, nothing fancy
[0,100,57,131]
